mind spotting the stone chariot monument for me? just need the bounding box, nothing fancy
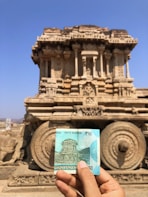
[1,25,148,190]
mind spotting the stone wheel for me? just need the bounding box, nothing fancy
[30,121,56,171]
[30,121,72,171]
[100,121,146,170]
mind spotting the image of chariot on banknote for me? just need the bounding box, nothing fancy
[54,128,100,175]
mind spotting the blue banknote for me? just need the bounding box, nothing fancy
[54,128,100,175]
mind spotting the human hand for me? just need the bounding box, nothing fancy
[56,161,125,197]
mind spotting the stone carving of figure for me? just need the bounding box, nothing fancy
[0,125,24,166]
[83,83,96,96]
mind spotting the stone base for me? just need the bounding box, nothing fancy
[7,164,55,188]
[109,169,148,184]
[123,185,148,197]
[2,164,148,197]
[1,181,148,197]
[0,180,62,197]
[0,166,17,180]
[3,184,58,193]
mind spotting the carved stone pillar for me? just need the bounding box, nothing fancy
[113,48,120,78]
[98,45,105,77]
[104,51,112,77]
[124,49,131,78]
[51,57,54,78]
[82,56,87,78]
[74,49,78,77]
[72,44,80,77]
[39,59,44,79]
[45,59,48,77]
[93,56,98,78]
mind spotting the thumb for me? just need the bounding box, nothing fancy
[77,161,101,197]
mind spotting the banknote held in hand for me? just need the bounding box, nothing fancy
[54,128,100,175]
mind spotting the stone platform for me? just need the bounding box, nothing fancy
[0,181,62,197]
[0,164,148,197]
[1,180,148,197]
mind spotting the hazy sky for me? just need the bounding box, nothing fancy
[0,0,148,119]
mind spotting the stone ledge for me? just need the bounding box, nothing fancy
[7,164,55,187]
[109,169,148,184]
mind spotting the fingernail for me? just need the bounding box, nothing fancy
[78,161,88,168]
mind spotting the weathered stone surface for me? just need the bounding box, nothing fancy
[0,167,16,180]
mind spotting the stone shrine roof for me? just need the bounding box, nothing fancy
[32,25,138,65]
[34,25,137,45]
